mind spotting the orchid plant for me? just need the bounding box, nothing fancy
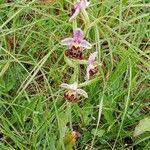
[59,0,101,147]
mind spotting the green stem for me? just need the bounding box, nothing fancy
[72,19,77,30]
[70,63,79,83]
[75,64,79,82]
[81,9,90,32]
[67,102,73,130]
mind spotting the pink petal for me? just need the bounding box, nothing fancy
[69,7,80,22]
[69,0,90,22]
[60,38,74,46]
[73,28,84,41]
[88,52,98,64]
[80,40,92,49]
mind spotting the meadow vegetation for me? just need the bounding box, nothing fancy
[0,0,150,149]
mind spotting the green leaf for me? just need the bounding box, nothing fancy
[134,117,150,137]
[91,129,105,138]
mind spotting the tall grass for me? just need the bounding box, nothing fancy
[0,0,150,149]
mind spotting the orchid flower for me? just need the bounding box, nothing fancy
[69,0,90,22]
[61,28,92,49]
[64,130,81,148]
[86,52,98,80]
[60,82,88,102]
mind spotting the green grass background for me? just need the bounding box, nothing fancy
[0,0,150,149]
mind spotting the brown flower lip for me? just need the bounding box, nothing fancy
[89,66,98,77]
[65,46,84,60]
[61,82,88,102]
[64,90,79,102]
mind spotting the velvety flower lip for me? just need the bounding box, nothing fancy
[60,28,92,49]
[86,52,98,80]
[69,0,90,22]
[60,82,88,98]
